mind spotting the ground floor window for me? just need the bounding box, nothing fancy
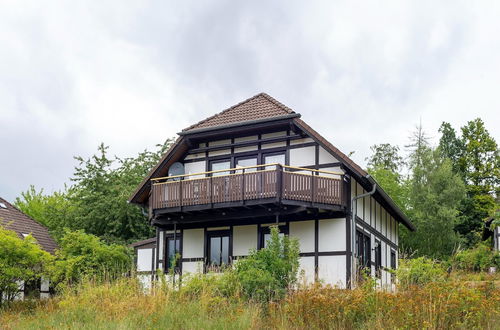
[259,224,288,249]
[356,230,371,272]
[206,230,231,268]
[375,240,382,277]
[165,235,181,272]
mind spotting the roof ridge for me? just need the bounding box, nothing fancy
[182,92,294,132]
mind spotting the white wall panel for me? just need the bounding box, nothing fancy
[262,131,287,139]
[182,261,203,274]
[235,135,258,143]
[262,141,286,149]
[319,146,338,164]
[209,149,231,157]
[185,161,205,178]
[318,218,346,252]
[137,248,153,272]
[209,139,231,146]
[318,256,346,288]
[290,146,316,167]
[235,145,258,153]
[233,225,257,256]
[298,257,316,285]
[290,220,315,253]
[138,274,152,290]
[183,229,204,258]
[290,137,314,145]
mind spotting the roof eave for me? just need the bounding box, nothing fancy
[179,113,301,136]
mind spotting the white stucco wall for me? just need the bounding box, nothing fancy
[289,220,315,253]
[183,229,204,258]
[233,225,257,256]
[137,248,153,272]
[298,256,316,285]
[289,146,316,167]
[318,218,346,252]
[182,261,204,274]
[318,255,346,288]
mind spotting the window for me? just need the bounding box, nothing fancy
[210,159,231,176]
[235,156,257,173]
[165,235,181,272]
[390,250,396,270]
[356,230,371,271]
[259,225,288,249]
[375,240,382,277]
[263,152,285,169]
[207,231,230,267]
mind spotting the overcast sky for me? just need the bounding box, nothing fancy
[1,1,499,202]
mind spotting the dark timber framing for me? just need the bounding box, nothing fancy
[130,93,415,289]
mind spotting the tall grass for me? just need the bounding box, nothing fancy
[1,275,499,329]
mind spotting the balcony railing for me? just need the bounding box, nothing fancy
[150,164,346,211]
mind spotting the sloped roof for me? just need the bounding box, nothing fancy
[182,93,295,132]
[0,197,58,254]
[129,93,414,230]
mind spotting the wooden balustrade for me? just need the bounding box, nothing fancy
[151,165,345,211]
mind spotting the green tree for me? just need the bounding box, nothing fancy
[366,143,405,173]
[401,146,465,258]
[0,226,52,304]
[234,226,299,302]
[50,230,131,289]
[15,186,74,239]
[455,119,499,246]
[15,139,174,243]
[438,122,463,175]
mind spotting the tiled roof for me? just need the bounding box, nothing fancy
[0,197,58,254]
[182,93,295,132]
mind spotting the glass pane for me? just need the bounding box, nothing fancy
[211,161,231,176]
[221,236,229,265]
[236,157,257,173]
[263,232,284,248]
[264,154,285,168]
[210,237,221,265]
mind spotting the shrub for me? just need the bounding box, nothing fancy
[395,257,447,289]
[234,226,299,302]
[50,230,131,289]
[452,244,500,272]
[0,226,52,304]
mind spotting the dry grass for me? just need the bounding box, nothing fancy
[1,275,500,329]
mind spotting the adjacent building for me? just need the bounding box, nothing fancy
[129,93,415,289]
[0,197,57,299]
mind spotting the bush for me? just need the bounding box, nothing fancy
[50,230,131,289]
[452,244,500,272]
[234,226,300,302]
[0,226,52,304]
[395,257,447,289]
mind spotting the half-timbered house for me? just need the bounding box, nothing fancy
[129,93,415,289]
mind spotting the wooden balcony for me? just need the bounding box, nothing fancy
[150,164,347,216]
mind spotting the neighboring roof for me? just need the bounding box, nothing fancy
[182,93,295,132]
[129,237,156,248]
[129,92,415,231]
[0,197,58,254]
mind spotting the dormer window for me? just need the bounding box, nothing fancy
[0,202,7,209]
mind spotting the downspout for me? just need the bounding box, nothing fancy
[350,175,376,288]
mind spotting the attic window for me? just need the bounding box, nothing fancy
[0,202,6,208]
[22,233,29,238]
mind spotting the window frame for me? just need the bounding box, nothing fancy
[164,233,181,274]
[258,224,289,250]
[374,240,382,278]
[205,230,231,269]
[356,230,371,272]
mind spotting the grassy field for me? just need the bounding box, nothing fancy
[1,274,500,330]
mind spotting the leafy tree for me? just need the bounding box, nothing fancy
[368,166,409,211]
[401,146,465,258]
[0,226,52,304]
[438,122,463,174]
[455,119,499,246]
[234,226,299,302]
[50,230,131,289]
[366,143,405,173]
[15,139,174,243]
[15,186,74,239]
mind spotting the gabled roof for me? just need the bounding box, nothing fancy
[0,197,58,254]
[129,93,415,231]
[182,93,295,132]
